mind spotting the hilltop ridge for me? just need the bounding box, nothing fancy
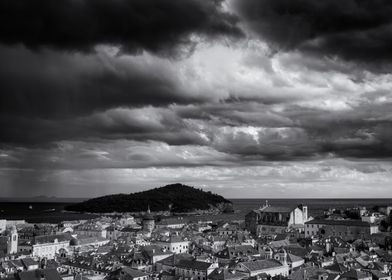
[65,183,232,213]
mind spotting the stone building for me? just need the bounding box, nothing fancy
[305,219,379,240]
[0,225,18,255]
[156,235,189,254]
[32,233,72,259]
[245,201,309,235]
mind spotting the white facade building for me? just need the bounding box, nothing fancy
[156,235,189,254]
[0,220,6,233]
[32,234,71,259]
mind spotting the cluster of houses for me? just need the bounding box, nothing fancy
[0,202,392,280]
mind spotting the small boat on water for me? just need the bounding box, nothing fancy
[43,208,56,212]
[28,205,33,210]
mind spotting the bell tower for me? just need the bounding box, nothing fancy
[8,226,18,254]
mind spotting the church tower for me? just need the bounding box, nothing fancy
[8,226,18,254]
[142,206,155,233]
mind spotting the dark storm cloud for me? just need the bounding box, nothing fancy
[0,108,207,147]
[174,100,392,160]
[1,99,392,170]
[0,0,242,56]
[234,0,392,70]
[0,45,205,119]
[0,45,211,146]
[176,103,294,127]
[282,102,392,159]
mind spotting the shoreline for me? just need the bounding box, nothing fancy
[2,198,392,224]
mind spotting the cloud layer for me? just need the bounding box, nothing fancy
[0,0,242,56]
[1,0,392,197]
[234,0,392,71]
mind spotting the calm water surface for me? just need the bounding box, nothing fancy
[1,198,392,224]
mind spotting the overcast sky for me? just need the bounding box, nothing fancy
[1,0,392,198]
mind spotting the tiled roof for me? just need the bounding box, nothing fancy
[170,235,186,243]
[209,268,248,280]
[122,267,149,278]
[355,256,369,268]
[142,245,173,257]
[21,258,38,268]
[64,256,114,273]
[340,269,371,280]
[373,261,388,271]
[72,236,108,245]
[74,222,104,230]
[371,269,389,279]
[10,260,24,268]
[157,218,185,225]
[217,225,238,231]
[288,267,328,280]
[274,234,289,241]
[324,263,348,274]
[45,260,60,270]
[287,253,304,263]
[238,259,283,272]
[121,227,139,233]
[33,233,72,245]
[18,269,62,280]
[232,245,256,252]
[97,245,112,254]
[260,206,292,213]
[216,246,257,259]
[269,239,291,248]
[305,219,372,227]
[212,236,229,242]
[285,246,310,258]
[159,235,187,243]
[156,253,194,266]
[334,248,350,254]
[175,260,213,271]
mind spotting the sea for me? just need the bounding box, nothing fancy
[1,198,392,224]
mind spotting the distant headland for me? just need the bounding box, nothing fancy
[64,183,233,214]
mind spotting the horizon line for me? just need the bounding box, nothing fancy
[2,197,392,201]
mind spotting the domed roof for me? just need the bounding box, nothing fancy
[70,238,79,246]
